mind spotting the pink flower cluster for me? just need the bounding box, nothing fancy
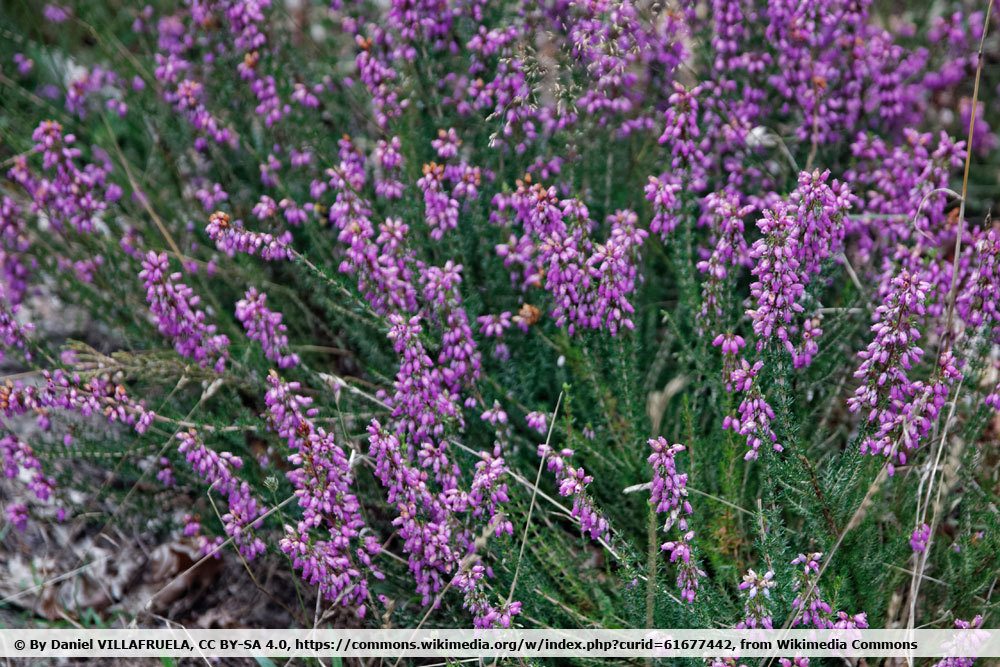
[538,442,608,542]
[236,288,298,369]
[140,251,230,373]
[847,272,937,473]
[494,179,646,335]
[697,190,753,326]
[9,121,122,235]
[789,552,868,629]
[737,568,775,628]
[326,138,418,316]
[367,420,518,627]
[1,371,155,528]
[266,372,380,615]
[206,211,293,262]
[724,359,780,461]
[648,437,702,602]
[177,430,266,559]
[1,434,55,527]
[746,170,851,367]
[1,371,154,435]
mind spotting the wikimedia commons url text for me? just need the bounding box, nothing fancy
[0,629,995,658]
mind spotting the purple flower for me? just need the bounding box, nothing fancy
[789,169,852,276]
[477,312,511,338]
[290,148,313,168]
[847,271,935,472]
[648,437,702,602]
[252,195,277,220]
[747,171,851,368]
[454,563,521,628]
[712,333,746,356]
[374,137,405,200]
[794,317,823,369]
[723,360,781,461]
[656,83,708,192]
[765,1,926,144]
[43,4,69,23]
[737,568,775,628]
[480,401,507,426]
[933,616,986,667]
[525,411,547,434]
[698,190,753,325]
[539,443,608,541]
[961,231,1000,400]
[382,310,468,492]
[196,182,229,213]
[789,552,833,627]
[157,457,175,487]
[493,180,645,335]
[206,211,293,261]
[0,196,30,309]
[910,523,931,553]
[13,53,33,76]
[469,445,513,538]
[176,430,265,559]
[648,438,691,533]
[6,503,29,531]
[65,66,122,118]
[587,210,648,334]
[847,130,964,250]
[367,420,460,605]
[0,300,33,363]
[1,434,56,519]
[645,174,682,240]
[9,121,121,235]
[959,98,996,156]
[183,514,201,537]
[152,39,237,149]
[266,372,379,611]
[832,611,869,629]
[788,552,867,629]
[236,288,299,368]
[432,128,462,159]
[328,138,418,315]
[280,198,307,226]
[420,261,482,394]
[291,83,319,109]
[354,25,407,129]
[2,371,154,436]
[140,251,230,372]
[746,171,851,364]
[417,162,460,241]
[778,660,809,667]
[746,200,806,346]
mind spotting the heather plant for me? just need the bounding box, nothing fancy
[1,0,999,661]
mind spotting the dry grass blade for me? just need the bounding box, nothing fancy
[0,555,111,607]
[908,0,994,635]
[141,494,296,611]
[507,391,563,604]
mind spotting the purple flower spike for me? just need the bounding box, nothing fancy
[648,437,702,602]
[140,251,229,372]
[236,288,299,368]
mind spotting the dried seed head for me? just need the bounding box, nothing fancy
[209,211,231,229]
[518,303,541,327]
